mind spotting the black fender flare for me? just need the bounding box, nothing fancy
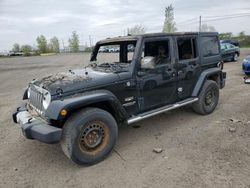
[23,88,28,100]
[45,90,128,121]
[192,67,223,97]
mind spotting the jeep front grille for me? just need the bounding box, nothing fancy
[29,86,44,114]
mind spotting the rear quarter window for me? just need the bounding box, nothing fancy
[201,36,220,57]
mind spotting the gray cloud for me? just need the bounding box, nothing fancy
[0,0,249,51]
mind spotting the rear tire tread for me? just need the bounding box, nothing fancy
[192,80,219,115]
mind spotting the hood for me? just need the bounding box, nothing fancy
[33,67,120,96]
[245,55,250,61]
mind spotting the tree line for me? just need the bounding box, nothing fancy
[219,31,250,47]
[11,31,81,56]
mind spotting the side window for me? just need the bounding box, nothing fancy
[140,40,170,70]
[221,44,226,50]
[201,36,219,57]
[177,37,197,60]
[230,44,235,48]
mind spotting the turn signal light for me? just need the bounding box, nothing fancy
[60,109,68,116]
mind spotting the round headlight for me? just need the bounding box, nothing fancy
[42,92,51,110]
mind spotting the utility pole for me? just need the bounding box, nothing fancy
[89,35,92,47]
[61,39,65,52]
[199,16,202,32]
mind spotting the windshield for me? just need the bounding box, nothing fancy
[220,43,227,50]
[90,40,137,72]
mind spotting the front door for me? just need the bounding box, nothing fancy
[136,37,177,112]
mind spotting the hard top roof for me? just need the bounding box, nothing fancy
[98,32,218,44]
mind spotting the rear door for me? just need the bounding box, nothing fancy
[174,35,201,99]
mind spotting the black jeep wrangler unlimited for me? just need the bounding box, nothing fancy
[13,32,226,165]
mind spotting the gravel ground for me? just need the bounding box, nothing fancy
[0,50,250,188]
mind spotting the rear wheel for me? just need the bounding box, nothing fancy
[192,80,219,115]
[61,108,118,165]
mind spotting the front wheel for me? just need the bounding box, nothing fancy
[232,53,239,62]
[61,108,118,165]
[192,80,219,115]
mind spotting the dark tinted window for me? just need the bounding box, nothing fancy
[201,36,219,57]
[140,40,171,70]
[144,40,170,58]
[143,40,171,65]
[177,38,197,60]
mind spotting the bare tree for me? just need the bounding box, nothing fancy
[200,24,216,32]
[128,25,146,35]
[239,31,246,38]
[162,4,177,33]
[48,37,60,53]
[12,43,20,52]
[21,45,32,56]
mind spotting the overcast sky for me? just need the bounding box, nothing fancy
[0,0,249,51]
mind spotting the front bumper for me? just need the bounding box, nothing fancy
[242,63,250,74]
[12,106,62,144]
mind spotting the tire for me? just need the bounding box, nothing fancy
[192,80,219,115]
[232,53,239,62]
[60,108,118,165]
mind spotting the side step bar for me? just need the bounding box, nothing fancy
[127,97,198,125]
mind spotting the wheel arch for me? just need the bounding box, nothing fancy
[45,90,128,125]
[192,67,223,97]
[235,51,240,56]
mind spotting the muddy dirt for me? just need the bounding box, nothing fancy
[0,51,250,188]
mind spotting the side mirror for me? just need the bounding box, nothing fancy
[141,56,155,69]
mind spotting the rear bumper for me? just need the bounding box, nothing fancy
[12,105,62,144]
